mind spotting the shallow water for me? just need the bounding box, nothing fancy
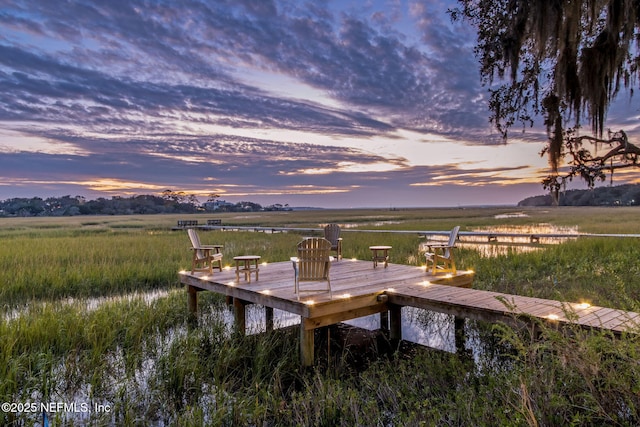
[460,223,579,257]
[224,302,457,353]
[3,289,171,321]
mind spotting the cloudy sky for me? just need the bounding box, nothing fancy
[1,0,639,208]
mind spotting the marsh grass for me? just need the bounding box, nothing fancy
[2,208,640,425]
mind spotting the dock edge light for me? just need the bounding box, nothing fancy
[577,302,591,309]
[547,314,559,320]
[304,300,315,306]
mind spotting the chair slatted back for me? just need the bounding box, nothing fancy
[323,223,341,249]
[187,228,204,259]
[297,238,331,281]
[444,226,460,258]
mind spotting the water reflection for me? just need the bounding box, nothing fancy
[4,289,171,321]
[334,220,402,229]
[345,308,455,351]
[493,211,530,219]
[462,223,580,257]
[213,303,457,353]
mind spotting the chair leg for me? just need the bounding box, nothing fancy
[192,252,198,274]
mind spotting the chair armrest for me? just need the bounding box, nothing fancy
[427,244,455,249]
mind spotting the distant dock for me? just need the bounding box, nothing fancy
[173,221,640,242]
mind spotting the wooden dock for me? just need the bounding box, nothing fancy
[180,260,639,365]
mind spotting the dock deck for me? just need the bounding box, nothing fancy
[180,259,639,365]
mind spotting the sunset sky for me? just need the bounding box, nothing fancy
[1,0,639,208]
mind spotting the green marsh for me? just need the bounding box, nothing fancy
[1,207,640,426]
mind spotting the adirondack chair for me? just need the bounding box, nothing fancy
[187,228,223,274]
[323,223,342,260]
[291,238,333,300]
[423,226,460,275]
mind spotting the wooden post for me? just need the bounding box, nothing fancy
[300,318,315,366]
[378,294,389,330]
[454,316,469,358]
[389,304,402,343]
[187,285,198,327]
[380,311,389,330]
[265,306,274,332]
[187,285,198,314]
[233,298,246,335]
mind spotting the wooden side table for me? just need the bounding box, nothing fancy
[234,255,260,282]
[369,246,391,268]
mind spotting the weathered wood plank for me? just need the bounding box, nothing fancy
[597,312,639,331]
[578,308,628,328]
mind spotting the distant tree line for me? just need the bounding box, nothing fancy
[518,184,640,207]
[0,192,289,217]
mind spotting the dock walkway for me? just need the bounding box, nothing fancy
[180,260,638,365]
